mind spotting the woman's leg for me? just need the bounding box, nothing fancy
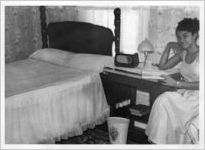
[145,90,199,144]
[145,91,184,144]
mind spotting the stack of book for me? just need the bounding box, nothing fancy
[129,104,150,130]
[129,104,150,117]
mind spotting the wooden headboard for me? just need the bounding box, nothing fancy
[39,6,121,56]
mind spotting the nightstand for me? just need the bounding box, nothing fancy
[100,66,177,143]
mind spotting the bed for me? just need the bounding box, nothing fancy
[5,6,121,144]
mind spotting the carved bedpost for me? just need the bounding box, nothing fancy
[39,6,48,48]
[114,8,121,55]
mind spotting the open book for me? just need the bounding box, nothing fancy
[142,67,179,80]
[104,63,179,80]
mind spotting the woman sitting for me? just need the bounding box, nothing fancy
[145,18,199,144]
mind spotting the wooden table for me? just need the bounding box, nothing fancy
[100,66,177,143]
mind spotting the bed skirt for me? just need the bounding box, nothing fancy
[40,110,110,144]
[5,74,110,144]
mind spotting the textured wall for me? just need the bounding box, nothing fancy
[46,6,78,23]
[5,6,42,63]
[148,6,199,54]
[147,6,199,63]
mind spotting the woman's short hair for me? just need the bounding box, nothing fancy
[176,18,199,34]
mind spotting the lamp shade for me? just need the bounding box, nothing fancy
[137,38,154,52]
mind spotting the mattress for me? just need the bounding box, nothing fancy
[5,58,109,144]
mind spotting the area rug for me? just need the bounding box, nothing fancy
[55,119,149,144]
[55,126,139,144]
[55,127,110,144]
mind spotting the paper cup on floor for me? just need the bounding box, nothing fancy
[107,117,130,144]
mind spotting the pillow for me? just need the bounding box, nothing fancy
[67,53,114,72]
[29,48,76,66]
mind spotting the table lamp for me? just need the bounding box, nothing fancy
[137,38,154,67]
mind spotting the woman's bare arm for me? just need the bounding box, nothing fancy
[159,42,183,70]
[177,81,199,90]
[161,75,199,90]
[159,53,182,70]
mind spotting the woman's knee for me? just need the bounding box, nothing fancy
[154,91,175,106]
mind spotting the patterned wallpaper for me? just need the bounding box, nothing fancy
[148,6,199,63]
[5,6,42,63]
[46,6,79,23]
[5,6,199,63]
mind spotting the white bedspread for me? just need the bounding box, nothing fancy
[5,58,109,144]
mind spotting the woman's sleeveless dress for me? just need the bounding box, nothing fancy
[145,51,199,144]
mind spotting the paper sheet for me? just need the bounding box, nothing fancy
[105,62,179,80]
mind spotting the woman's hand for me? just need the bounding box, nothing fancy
[160,75,178,87]
[166,42,182,54]
[158,42,183,70]
[160,75,199,90]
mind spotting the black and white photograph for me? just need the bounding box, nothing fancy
[0,0,204,149]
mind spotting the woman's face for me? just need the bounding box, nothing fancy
[176,30,197,49]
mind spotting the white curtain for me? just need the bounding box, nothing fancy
[76,7,115,55]
[76,7,150,55]
[77,7,114,31]
[120,7,150,54]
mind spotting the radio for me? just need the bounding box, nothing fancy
[114,53,139,68]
